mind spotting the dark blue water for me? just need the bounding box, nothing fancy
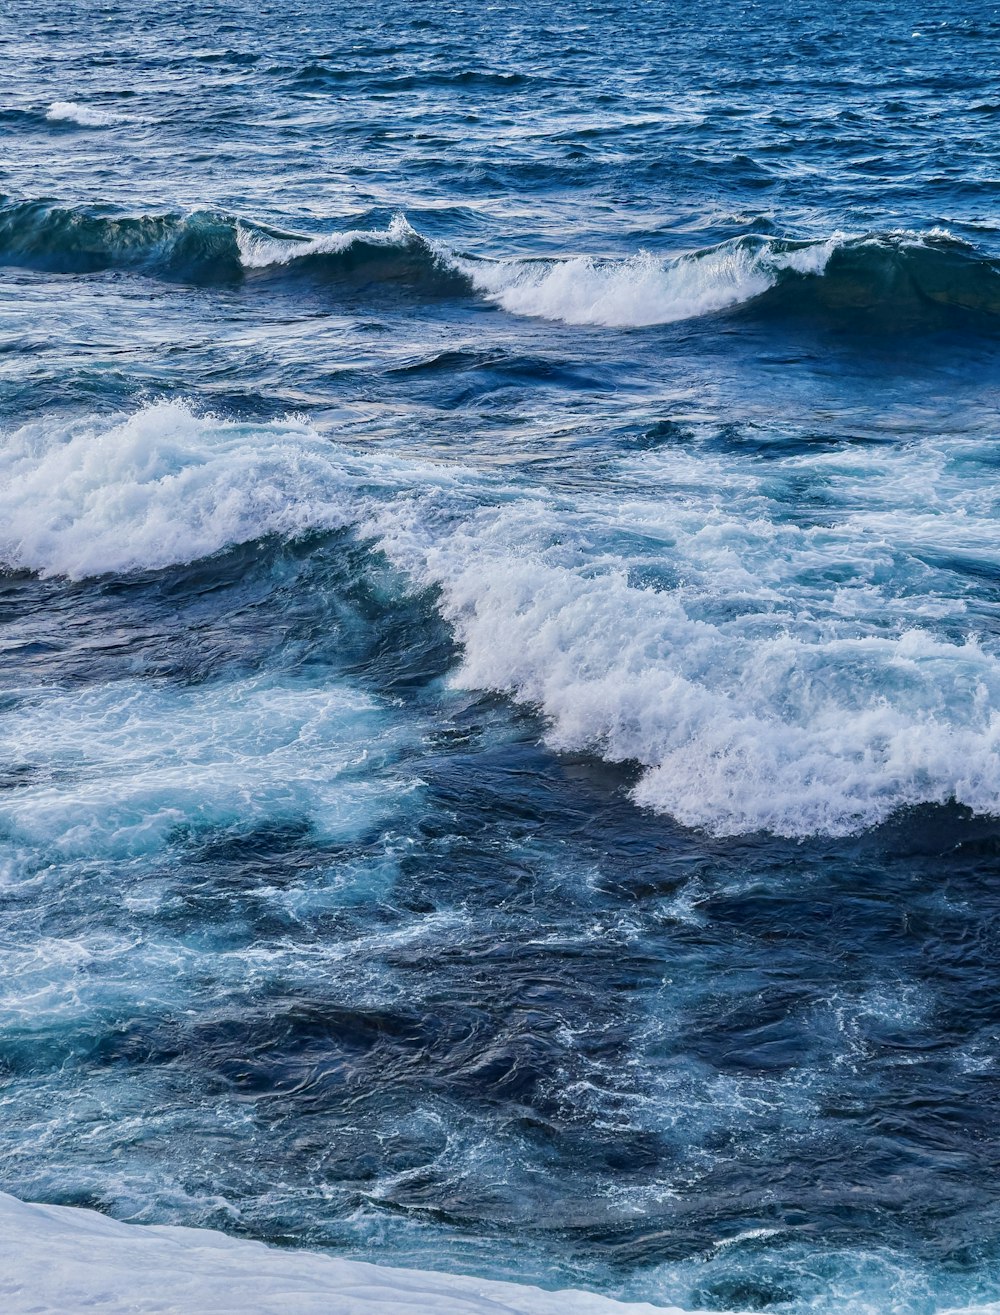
[2,2,1000,1309]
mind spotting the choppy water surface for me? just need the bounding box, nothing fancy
[2,1,1000,1309]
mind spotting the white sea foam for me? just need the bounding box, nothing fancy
[0,675,414,860]
[453,238,837,327]
[369,497,1000,837]
[45,100,120,127]
[0,401,452,578]
[3,403,1000,839]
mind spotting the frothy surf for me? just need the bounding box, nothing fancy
[7,7,1000,1312]
[2,402,999,839]
[0,674,415,862]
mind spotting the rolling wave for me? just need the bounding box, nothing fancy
[455,228,1000,327]
[0,201,246,281]
[235,213,469,294]
[0,198,997,328]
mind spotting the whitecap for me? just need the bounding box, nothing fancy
[444,230,838,327]
[45,100,120,127]
[235,213,839,326]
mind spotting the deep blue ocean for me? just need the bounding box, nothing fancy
[2,1,1000,1309]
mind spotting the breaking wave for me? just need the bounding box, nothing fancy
[454,235,838,325]
[44,100,121,128]
[3,403,1000,840]
[455,228,1000,326]
[235,212,469,294]
[1,198,999,326]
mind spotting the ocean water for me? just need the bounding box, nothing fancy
[2,1,1000,1310]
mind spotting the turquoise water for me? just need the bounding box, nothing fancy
[2,2,1000,1309]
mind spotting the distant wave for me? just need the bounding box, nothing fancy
[44,100,121,127]
[4,403,1000,840]
[288,63,538,91]
[0,199,998,324]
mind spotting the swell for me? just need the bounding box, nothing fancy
[0,200,248,282]
[1,198,998,329]
[760,230,1000,325]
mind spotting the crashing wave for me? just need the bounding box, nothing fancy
[3,403,1000,840]
[234,217,1000,325]
[451,236,839,325]
[455,228,1000,326]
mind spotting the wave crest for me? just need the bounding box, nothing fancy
[455,236,837,326]
[458,230,1000,327]
[235,213,468,293]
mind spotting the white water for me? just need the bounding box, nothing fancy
[236,213,421,268]
[454,237,836,327]
[3,402,999,838]
[45,100,119,127]
[0,675,415,861]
